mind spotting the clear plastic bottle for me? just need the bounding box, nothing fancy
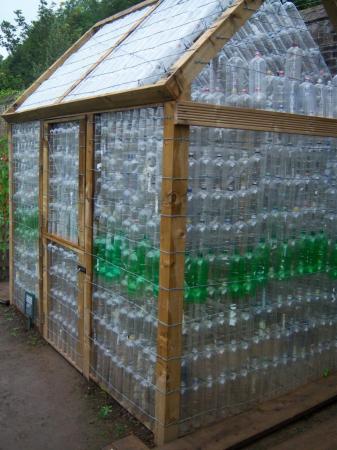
[272,71,289,112]
[285,45,303,81]
[315,78,326,117]
[299,76,316,116]
[249,52,267,97]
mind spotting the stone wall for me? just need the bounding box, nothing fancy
[302,4,337,76]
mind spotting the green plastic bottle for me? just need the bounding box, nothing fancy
[254,238,270,285]
[316,230,328,272]
[229,251,244,298]
[328,239,337,279]
[275,240,292,281]
[296,231,310,275]
[243,247,256,296]
[307,231,317,274]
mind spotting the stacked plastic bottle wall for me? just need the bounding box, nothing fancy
[192,0,337,117]
[48,122,80,243]
[91,107,164,424]
[180,126,337,433]
[12,122,40,317]
[47,242,81,366]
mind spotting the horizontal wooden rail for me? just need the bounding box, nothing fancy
[3,83,173,123]
[175,101,337,138]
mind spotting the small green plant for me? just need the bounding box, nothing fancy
[323,368,330,378]
[114,423,127,438]
[99,405,112,419]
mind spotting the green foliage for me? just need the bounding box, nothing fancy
[0,0,143,91]
[98,404,113,419]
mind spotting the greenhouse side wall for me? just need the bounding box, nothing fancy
[90,106,164,428]
[11,122,40,319]
[179,125,337,434]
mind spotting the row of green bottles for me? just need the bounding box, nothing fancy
[93,231,336,304]
[184,231,333,303]
[93,233,160,298]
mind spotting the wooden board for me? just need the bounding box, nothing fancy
[94,0,158,30]
[156,373,337,450]
[175,101,337,138]
[82,113,94,379]
[103,435,150,450]
[165,0,263,98]
[3,83,173,123]
[155,102,189,445]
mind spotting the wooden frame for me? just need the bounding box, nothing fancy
[41,118,87,372]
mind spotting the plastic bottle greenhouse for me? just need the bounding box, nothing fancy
[4,0,337,445]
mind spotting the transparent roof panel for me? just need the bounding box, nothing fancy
[64,0,226,102]
[191,0,336,118]
[17,6,152,112]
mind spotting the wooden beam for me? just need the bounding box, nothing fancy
[58,2,159,103]
[165,0,263,97]
[322,0,337,34]
[38,121,44,332]
[82,113,94,379]
[3,83,173,123]
[155,102,189,445]
[93,0,158,30]
[175,101,337,138]
[8,124,14,306]
[42,123,49,339]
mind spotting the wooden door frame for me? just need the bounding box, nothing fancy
[39,116,93,375]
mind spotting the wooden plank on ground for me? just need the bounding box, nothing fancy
[103,434,150,450]
[155,373,337,450]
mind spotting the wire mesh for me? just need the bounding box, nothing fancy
[12,122,40,318]
[47,241,82,367]
[179,125,337,433]
[47,122,82,243]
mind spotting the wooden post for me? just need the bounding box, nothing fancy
[41,122,49,339]
[82,113,94,379]
[8,124,14,305]
[155,101,189,444]
[323,0,337,34]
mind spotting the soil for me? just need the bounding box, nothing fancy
[0,283,154,450]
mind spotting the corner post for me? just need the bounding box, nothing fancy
[155,101,189,444]
[82,113,94,379]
